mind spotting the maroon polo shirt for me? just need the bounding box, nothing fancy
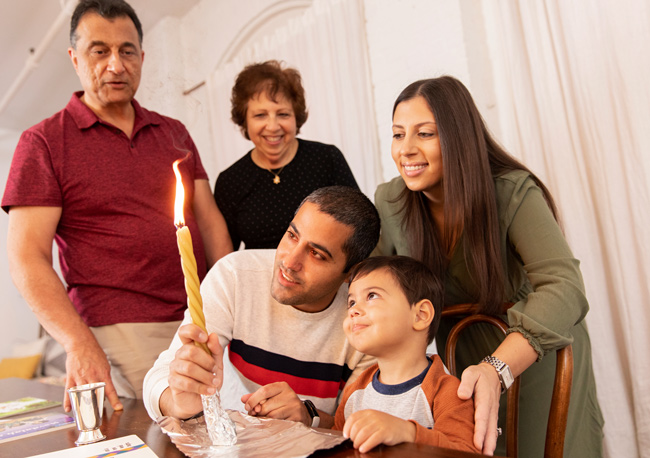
[2,92,208,326]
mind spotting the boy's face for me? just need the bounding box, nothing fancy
[344,268,417,357]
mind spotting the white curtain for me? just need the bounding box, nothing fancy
[482,1,650,456]
[205,0,381,197]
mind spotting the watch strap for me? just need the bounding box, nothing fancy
[481,355,514,393]
[303,400,320,427]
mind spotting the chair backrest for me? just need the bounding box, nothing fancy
[442,303,573,458]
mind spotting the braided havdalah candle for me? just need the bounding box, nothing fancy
[173,158,236,446]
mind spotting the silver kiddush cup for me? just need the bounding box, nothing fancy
[67,382,107,445]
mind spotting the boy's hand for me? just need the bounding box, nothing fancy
[241,382,310,425]
[457,363,501,456]
[162,324,224,419]
[342,409,416,453]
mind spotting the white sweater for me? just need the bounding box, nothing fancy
[143,249,374,420]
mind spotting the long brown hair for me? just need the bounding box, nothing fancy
[392,76,559,315]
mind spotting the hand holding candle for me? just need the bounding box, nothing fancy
[173,158,210,355]
[172,158,237,445]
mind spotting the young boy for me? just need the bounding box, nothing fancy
[333,256,479,453]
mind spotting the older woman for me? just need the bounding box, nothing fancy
[374,76,604,457]
[214,60,358,250]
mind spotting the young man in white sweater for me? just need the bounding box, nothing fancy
[143,186,380,429]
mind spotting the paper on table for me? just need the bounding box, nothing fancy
[0,397,61,419]
[27,434,159,458]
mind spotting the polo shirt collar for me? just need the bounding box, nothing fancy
[66,91,161,133]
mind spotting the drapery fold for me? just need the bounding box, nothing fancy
[482,1,650,456]
[205,0,381,196]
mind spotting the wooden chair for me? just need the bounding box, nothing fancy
[442,303,573,458]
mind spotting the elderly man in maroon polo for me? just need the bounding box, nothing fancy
[2,0,232,412]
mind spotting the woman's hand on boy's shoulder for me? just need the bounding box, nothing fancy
[342,409,416,453]
[457,363,501,455]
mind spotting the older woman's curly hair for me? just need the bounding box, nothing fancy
[231,60,308,140]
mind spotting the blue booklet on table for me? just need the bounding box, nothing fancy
[0,412,75,443]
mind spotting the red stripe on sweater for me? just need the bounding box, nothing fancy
[229,350,342,398]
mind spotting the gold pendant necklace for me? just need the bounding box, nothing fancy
[267,165,286,184]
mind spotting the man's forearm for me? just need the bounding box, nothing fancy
[10,255,98,353]
[193,180,233,268]
[6,207,125,411]
[7,206,97,353]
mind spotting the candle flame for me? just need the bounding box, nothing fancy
[173,159,185,228]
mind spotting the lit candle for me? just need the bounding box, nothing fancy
[173,159,210,355]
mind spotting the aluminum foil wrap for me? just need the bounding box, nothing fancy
[158,410,346,458]
[201,392,237,446]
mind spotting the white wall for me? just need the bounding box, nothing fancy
[0,129,40,359]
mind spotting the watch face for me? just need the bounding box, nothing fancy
[500,366,515,389]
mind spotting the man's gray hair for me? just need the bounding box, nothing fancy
[70,0,143,49]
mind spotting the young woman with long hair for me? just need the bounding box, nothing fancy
[374,76,603,457]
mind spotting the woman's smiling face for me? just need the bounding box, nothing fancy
[245,90,297,167]
[391,96,443,201]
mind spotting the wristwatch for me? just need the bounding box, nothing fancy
[481,355,514,393]
[303,400,320,427]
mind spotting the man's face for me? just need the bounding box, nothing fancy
[271,202,353,313]
[68,12,143,112]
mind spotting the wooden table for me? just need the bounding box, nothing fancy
[0,378,492,457]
